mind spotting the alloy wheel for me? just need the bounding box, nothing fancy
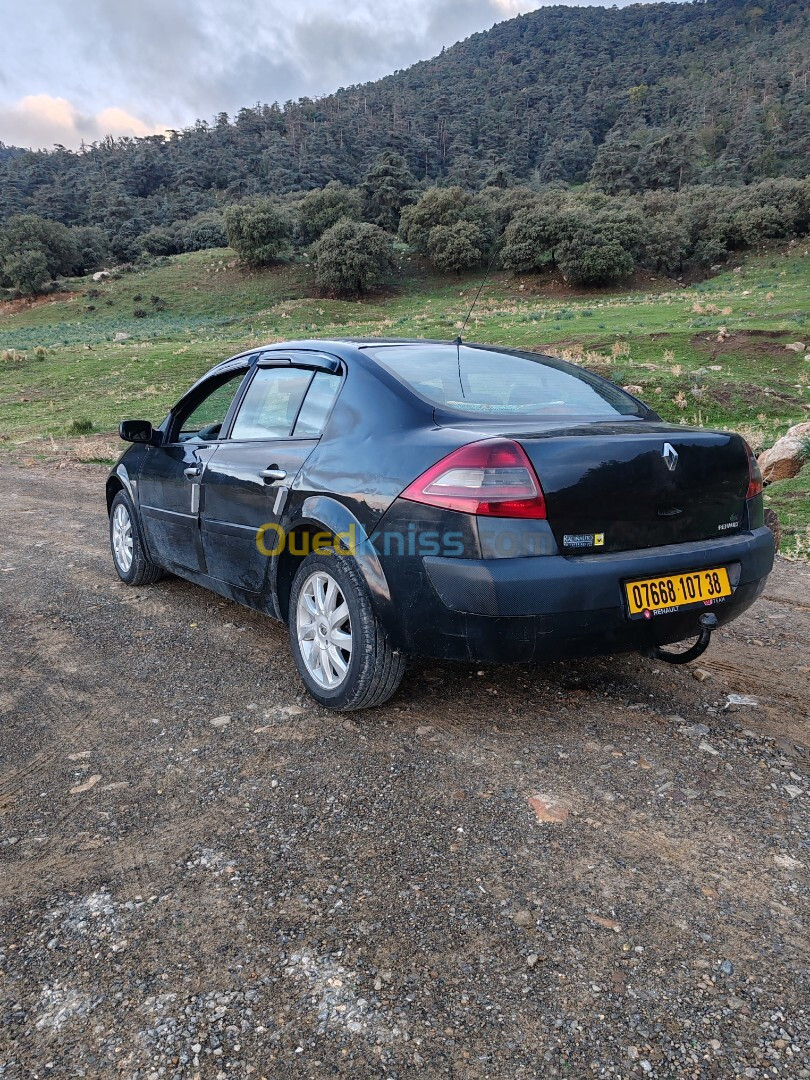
[111,502,134,574]
[296,570,353,689]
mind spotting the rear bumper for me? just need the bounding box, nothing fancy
[377,526,774,663]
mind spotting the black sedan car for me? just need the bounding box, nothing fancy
[107,339,774,710]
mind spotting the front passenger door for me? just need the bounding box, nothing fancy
[137,369,248,573]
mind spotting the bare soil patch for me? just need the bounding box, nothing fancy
[691,329,799,361]
[0,290,82,316]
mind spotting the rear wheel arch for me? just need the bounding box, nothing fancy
[275,524,321,622]
[274,503,392,625]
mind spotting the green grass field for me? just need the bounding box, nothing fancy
[1,244,808,553]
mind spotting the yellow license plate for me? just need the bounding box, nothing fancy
[625,566,731,617]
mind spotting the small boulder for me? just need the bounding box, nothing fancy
[679,722,710,737]
[757,421,810,483]
[784,342,806,353]
[587,914,621,932]
[622,384,644,395]
[773,853,802,870]
[528,794,569,824]
[69,774,101,794]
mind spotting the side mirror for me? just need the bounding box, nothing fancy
[119,419,159,444]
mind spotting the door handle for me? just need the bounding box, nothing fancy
[184,465,202,480]
[261,468,287,483]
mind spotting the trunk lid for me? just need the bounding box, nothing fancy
[503,421,750,553]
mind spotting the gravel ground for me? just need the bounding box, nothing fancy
[0,463,808,1079]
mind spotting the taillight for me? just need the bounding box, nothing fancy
[744,440,763,499]
[401,439,547,518]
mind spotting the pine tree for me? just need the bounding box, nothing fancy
[360,153,418,232]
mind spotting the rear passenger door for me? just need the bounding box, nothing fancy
[200,355,342,594]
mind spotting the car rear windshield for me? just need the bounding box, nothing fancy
[366,344,644,418]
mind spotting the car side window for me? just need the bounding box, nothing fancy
[177,370,247,442]
[293,371,341,436]
[230,367,313,440]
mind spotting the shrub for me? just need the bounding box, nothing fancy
[640,214,691,275]
[0,214,78,291]
[558,234,636,285]
[2,248,50,296]
[109,230,141,263]
[140,227,178,256]
[133,307,148,318]
[556,207,644,285]
[501,204,563,272]
[177,211,227,252]
[478,186,540,232]
[224,199,292,266]
[313,219,396,296]
[70,226,108,274]
[426,221,487,275]
[68,418,94,435]
[298,183,362,245]
[399,187,494,256]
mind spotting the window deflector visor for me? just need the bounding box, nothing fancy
[257,352,340,373]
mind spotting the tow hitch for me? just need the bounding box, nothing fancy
[649,612,718,665]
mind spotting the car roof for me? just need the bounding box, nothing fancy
[197,338,568,399]
[210,337,558,371]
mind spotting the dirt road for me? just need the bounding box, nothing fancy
[1,465,808,1078]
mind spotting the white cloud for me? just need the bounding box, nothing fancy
[0,94,168,150]
[491,0,536,14]
[0,0,682,149]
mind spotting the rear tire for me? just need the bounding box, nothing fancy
[109,490,163,586]
[288,551,406,710]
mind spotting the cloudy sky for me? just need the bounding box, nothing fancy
[0,0,678,150]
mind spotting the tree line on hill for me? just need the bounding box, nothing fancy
[0,0,807,260]
[2,160,808,298]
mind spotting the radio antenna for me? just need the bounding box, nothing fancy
[454,246,498,346]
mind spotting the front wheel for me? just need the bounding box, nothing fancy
[109,490,163,586]
[288,552,406,710]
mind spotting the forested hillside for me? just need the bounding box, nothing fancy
[1,0,807,244]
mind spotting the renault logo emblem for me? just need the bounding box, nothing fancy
[662,442,679,471]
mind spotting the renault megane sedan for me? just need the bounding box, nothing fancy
[107,339,774,710]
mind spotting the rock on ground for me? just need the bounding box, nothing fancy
[758,420,810,483]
